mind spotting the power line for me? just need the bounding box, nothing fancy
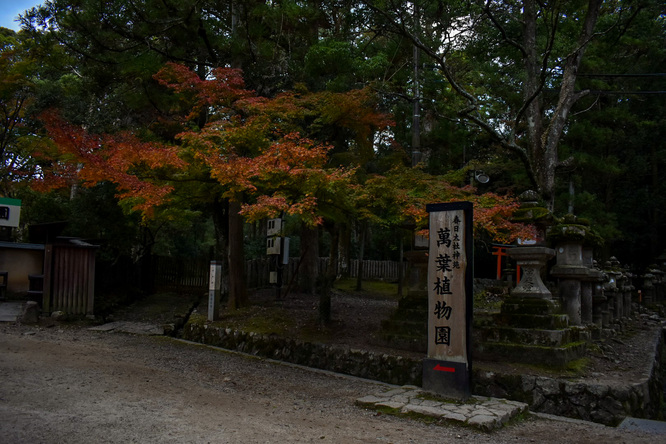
[578,73,666,78]
[587,90,666,95]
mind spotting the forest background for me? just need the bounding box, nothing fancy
[1,1,664,311]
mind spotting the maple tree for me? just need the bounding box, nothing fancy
[33,62,393,309]
[356,165,536,244]
[31,56,538,315]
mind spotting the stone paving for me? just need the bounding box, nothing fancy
[356,385,529,431]
[0,301,23,322]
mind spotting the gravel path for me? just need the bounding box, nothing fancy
[0,324,659,443]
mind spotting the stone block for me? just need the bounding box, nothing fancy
[495,313,570,329]
[440,411,467,422]
[536,377,561,396]
[355,395,384,406]
[467,414,500,431]
[377,401,406,410]
[402,404,445,418]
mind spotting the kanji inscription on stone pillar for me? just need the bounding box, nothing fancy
[422,202,473,400]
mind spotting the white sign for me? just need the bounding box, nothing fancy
[0,198,21,228]
[266,237,281,255]
[208,261,222,321]
[209,263,222,291]
[267,218,282,236]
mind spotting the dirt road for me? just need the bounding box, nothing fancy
[0,324,658,443]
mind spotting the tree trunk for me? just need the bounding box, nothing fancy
[397,230,404,297]
[338,224,351,277]
[227,199,248,310]
[211,198,229,299]
[319,225,339,324]
[530,0,603,210]
[298,223,319,295]
[355,221,367,291]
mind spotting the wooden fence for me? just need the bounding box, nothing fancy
[154,256,406,290]
[244,258,406,288]
[153,256,210,290]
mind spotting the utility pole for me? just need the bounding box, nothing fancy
[411,3,421,167]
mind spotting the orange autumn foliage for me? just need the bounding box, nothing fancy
[33,63,532,243]
[34,109,185,213]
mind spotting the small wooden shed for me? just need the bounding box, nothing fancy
[43,237,98,316]
[0,236,98,316]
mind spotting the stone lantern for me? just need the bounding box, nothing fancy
[621,267,634,318]
[582,249,603,325]
[651,267,664,303]
[549,217,598,326]
[591,265,607,329]
[642,272,655,306]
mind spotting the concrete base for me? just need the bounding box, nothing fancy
[422,358,470,400]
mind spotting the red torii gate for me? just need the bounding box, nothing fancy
[491,244,520,282]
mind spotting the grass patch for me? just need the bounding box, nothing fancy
[473,287,509,311]
[334,277,400,299]
[517,357,590,377]
[208,305,296,336]
[564,357,590,375]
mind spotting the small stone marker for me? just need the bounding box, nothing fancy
[21,301,39,324]
[208,261,222,321]
[422,202,473,401]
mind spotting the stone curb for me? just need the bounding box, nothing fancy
[355,385,529,431]
[88,321,165,335]
[180,318,665,426]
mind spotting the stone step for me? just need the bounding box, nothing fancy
[495,313,570,329]
[474,340,588,367]
[475,327,572,347]
[500,297,561,316]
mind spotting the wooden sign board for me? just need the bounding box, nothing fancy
[422,202,473,400]
[208,261,222,321]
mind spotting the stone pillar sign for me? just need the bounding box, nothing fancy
[422,202,473,400]
[208,260,222,321]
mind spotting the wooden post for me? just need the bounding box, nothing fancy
[42,243,53,313]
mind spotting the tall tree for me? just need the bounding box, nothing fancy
[0,28,40,196]
[560,1,666,266]
[362,0,649,211]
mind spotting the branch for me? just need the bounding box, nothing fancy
[514,4,560,128]
[458,107,537,188]
[483,0,526,57]
[367,1,538,187]
[543,0,602,149]
[366,3,477,106]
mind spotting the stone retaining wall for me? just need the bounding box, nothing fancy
[181,319,664,426]
[181,320,423,386]
[473,327,665,426]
